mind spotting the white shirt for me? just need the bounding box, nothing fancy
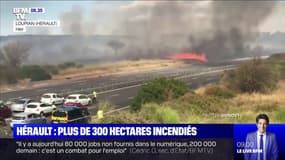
[257,131,267,160]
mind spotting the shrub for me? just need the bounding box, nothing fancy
[275,107,285,122]
[156,107,180,123]
[204,84,235,98]
[0,66,18,84]
[130,77,188,111]
[222,58,278,93]
[19,65,51,81]
[42,65,59,75]
[58,62,77,70]
[173,93,230,115]
[95,111,150,124]
[267,53,285,79]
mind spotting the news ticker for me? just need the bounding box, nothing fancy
[1,124,283,160]
[13,124,232,138]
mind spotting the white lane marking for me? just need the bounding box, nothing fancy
[90,68,234,97]
[36,88,48,92]
[110,94,119,97]
[96,84,142,95]
[128,96,134,99]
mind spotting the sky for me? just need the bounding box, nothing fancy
[0,0,284,36]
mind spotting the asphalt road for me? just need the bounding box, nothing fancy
[0,64,224,101]
[0,65,228,138]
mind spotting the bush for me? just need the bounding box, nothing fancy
[267,53,285,79]
[0,66,18,84]
[95,111,150,124]
[275,107,285,122]
[156,107,180,123]
[19,65,51,81]
[222,58,278,93]
[139,103,179,123]
[58,62,77,70]
[42,65,59,75]
[130,77,188,111]
[204,84,235,98]
[172,93,230,115]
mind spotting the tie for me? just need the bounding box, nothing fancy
[260,135,264,160]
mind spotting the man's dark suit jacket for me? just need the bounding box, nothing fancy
[244,132,278,160]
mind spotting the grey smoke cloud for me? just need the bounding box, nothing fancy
[3,1,278,64]
[111,1,277,61]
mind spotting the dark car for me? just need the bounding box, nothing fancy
[0,103,12,122]
[63,102,89,115]
[51,107,88,123]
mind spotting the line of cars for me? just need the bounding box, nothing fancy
[1,93,94,129]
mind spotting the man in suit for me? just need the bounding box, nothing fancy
[244,114,279,160]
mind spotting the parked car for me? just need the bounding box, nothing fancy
[51,107,88,123]
[40,93,64,105]
[64,94,92,106]
[63,102,89,115]
[10,112,46,128]
[0,102,12,122]
[10,99,34,112]
[25,102,56,116]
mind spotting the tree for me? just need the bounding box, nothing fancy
[222,58,278,93]
[1,41,30,67]
[107,40,125,55]
[0,41,31,83]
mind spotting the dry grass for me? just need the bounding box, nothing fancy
[91,81,285,124]
[53,59,182,80]
[0,59,184,93]
[190,81,285,123]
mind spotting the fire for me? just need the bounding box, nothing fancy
[168,52,208,63]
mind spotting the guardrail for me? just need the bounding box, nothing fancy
[3,65,236,102]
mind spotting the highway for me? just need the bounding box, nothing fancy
[0,63,233,115]
[0,64,232,138]
[0,64,231,101]
[81,66,230,117]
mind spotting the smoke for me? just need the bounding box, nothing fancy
[188,1,277,61]
[60,6,84,35]
[112,1,277,61]
[3,1,278,64]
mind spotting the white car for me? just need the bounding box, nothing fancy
[40,93,64,105]
[64,94,92,106]
[10,99,34,112]
[25,102,56,116]
[10,112,47,128]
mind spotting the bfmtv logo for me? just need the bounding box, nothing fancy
[13,8,45,20]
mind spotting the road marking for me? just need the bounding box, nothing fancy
[128,96,134,99]
[97,84,142,95]
[36,88,48,92]
[95,69,232,96]
[110,94,119,97]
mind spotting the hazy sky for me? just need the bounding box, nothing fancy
[1,1,284,36]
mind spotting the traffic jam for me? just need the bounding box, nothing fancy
[0,92,97,129]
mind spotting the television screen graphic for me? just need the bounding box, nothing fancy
[0,1,284,160]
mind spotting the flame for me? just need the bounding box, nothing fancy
[168,52,208,62]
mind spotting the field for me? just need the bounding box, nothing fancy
[0,59,183,92]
